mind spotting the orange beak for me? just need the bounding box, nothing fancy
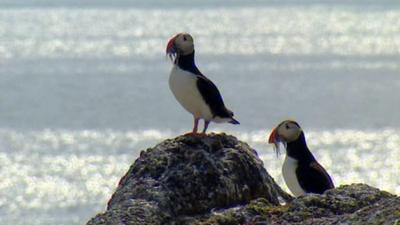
[166,34,178,55]
[268,127,278,144]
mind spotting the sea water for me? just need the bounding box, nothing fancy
[0,1,399,224]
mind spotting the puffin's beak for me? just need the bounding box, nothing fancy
[268,127,278,144]
[166,35,177,57]
[268,127,282,156]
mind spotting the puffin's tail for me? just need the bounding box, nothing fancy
[229,118,240,125]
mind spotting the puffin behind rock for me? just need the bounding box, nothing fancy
[166,33,239,135]
[268,120,334,197]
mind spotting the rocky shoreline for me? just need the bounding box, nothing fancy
[87,134,399,225]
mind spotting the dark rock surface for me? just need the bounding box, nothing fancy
[196,184,400,225]
[87,134,400,225]
[87,133,291,225]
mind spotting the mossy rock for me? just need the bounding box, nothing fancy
[86,134,399,225]
[87,133,290,225]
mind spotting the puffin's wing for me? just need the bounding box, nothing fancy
[196,76,233,118]
[296,161,334,194]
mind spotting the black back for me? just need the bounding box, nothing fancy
[176,51,233,119]
[296,161,335,194]
[287,133,335,194]
[196,77,233,118]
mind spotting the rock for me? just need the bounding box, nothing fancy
[197,184,400,225]
[87,133,291,225]
[87,134,400,225]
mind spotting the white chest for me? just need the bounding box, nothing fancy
[168,66,213,120]
[282,156,306,197]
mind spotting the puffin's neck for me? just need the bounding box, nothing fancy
[175,50,202,75]
[286,132,315,163]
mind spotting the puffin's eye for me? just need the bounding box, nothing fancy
[183,36,187,41]
[285,124,290,129]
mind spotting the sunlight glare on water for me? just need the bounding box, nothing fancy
[0,7,399,60]
[0,2,399,225]
[0,129,399,224]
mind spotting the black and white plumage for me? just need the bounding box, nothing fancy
[268,120,334,197]
[166,33,239,135]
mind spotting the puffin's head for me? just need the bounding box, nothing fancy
[166,33,194,60]
[268,120,303,155]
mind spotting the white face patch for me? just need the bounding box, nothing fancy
[277,120,302,143]
[174,33,194,55]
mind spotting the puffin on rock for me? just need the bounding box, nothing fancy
[166,33,239,135]
[268,120,334,197]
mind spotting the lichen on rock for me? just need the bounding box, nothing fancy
[87,133,290,225]
[197,184,400,225]
[86,134,400,225]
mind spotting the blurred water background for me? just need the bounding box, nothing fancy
[0,0,399,224]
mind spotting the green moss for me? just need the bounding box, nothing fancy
[393,209,400,218]
[379,190,396,199]
[246,199,289,216]
[265,204,290,215]
[292,209,314,220]
[197,210,244,225]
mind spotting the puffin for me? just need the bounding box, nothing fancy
[268,120,334,197]
[166,33,239,135]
